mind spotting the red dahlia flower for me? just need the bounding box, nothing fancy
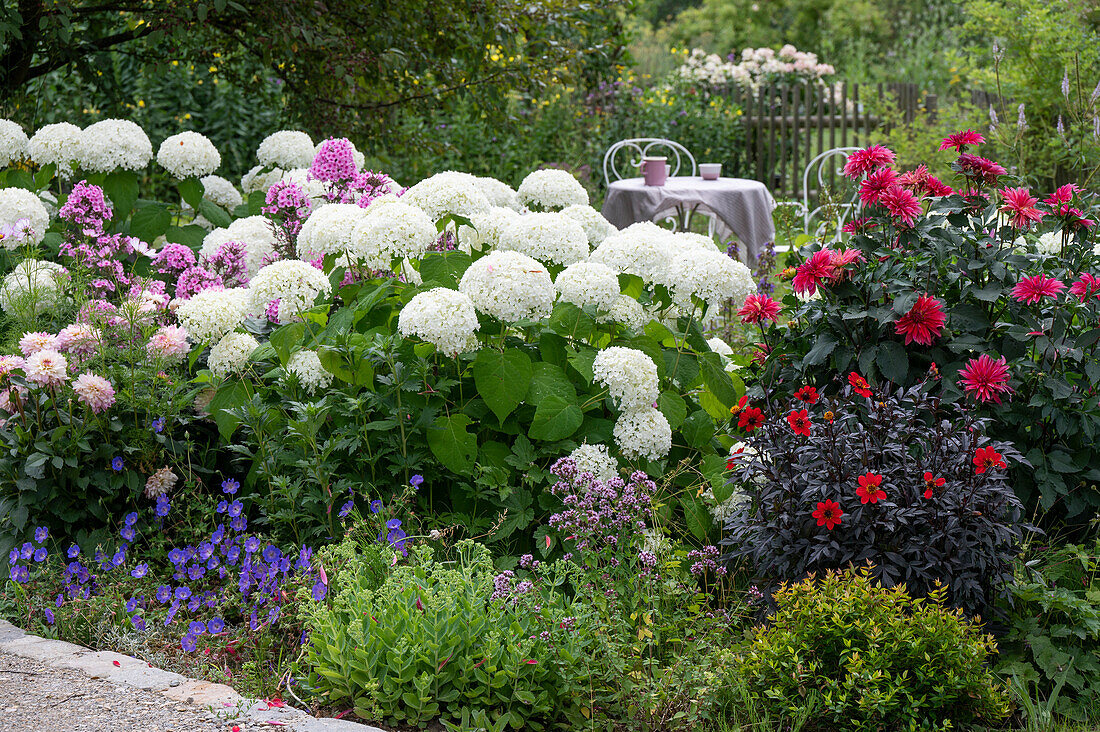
[848,371,872,397]
[812,499,843,530]
[830,248,865,278]
[787,409,812,436]
[1011,273,1065,304]
[1044,183,1078,205]
[894,294,946,346]
[958,354,1012,403]
[738,293,781,323]
[925,176,954,197]
[973,446,1007,474]
[999,187,1045,229]
[939,130,985,152]
[856,473,886,504]
[842,217,877,234]
[858,167,899,206]
[842,144,896,179]
[794,385,819,404]
[880,185,923,226]
[738,406,765,431]
[792,249,836,295]
[730,395,748,415]
[922,471,945,499]
[1070,273,1100,301]
[956,154,1006,185]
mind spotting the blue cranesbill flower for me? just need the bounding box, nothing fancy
[7,549,17,565]
[111,456,124,471]
[9,565,29,583]
[180,634,196,652]
[227,501,243,518]
[111,549,126,567]
[168,548,188,565]
[33,527,48,543]
[44,608,54,625]
[174,586,192,601]
[216,500,228,514]
[221,479,239,495]
[33,547,47,563]
[120,526,136,542]
[338,500,354,518]
[123,512,138,527]
[244,537,260,554]
[188,620,206,635]
[125,597,140,613]
[370,500,383,514]
[311,581,327,602]
[155,585,171,604]
[131,563,148,579]
[19,543,33,560]
[230,516,247,532]
[152,418,165,434]
[262,546,280,563]
[67,544,80,559]
[410,474,424,488]
[207,617,225,634]
[131,615,146,631]
[154,496,170,517]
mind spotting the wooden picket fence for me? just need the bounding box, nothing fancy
[725,82,998,199]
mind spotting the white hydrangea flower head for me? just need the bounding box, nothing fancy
[0,119,27,166]
[402,171,492,222]
[0,188,50,247]
[555,261,620,310]
[568,443,619,483]
[200,215,279,278]
[600,294,650,331]
[667,249,755,312]
[588,228,673,285]
[0,260,66,317]
[295,203,368,260]
[348,200,437,268]
[198,175,243,211]
[241,164,285,194]
[496,212,589,265]
[517,169,589,210]
[669,232,719,252]
[27,122,81,177]
[560,204,618,246]
[78,119,152,172]
[593,346,659,412]
[474,176,521,210]
[286,349,334,393]
[247,260,331,323]
[257,130,314,169]
[458,250,555,322]
[157,131,221,179]
[614,408,672,460]
[173,287,250,343]
[398,288,481,355]
[208,331,259,378]
[1035,231,1062,256]
[457,207,520,252]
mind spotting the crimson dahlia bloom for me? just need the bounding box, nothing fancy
[812,499,843,530]
[792,250,835,295]
[973,446,1007,474]
[858,167,898,206]
[1011,273,1065,304]
[738,406,765,431]
[999,187,1045,229]
[1044,183,1078,205]
[841,217,877,234]
[958,354,1012,403]
[956,154,1006,185]
[786,409,812,436]
[922,471,945,499]
[939,130,985,151]
[794,385,819,404]
[842,144,896,179]
[894,294,946,346]
[856,473,886,504]
[880,185,923,226]
[848,371,872,397]
[1070,273,1100,301]
[738,293,781,323]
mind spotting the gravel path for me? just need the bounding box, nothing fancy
[0,651,244,731]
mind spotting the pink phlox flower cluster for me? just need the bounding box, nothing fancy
[309,138,358,186]
[548,457,654,552]
[59,180,113,236]
[151,243,197,276]
[175,266,224,300]
[59,232,135,293]
[263,180,312,255]
[349,171,399,208]
[72,372,115,414]
[202,241,249,287]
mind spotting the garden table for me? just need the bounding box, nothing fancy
[601,176,777,263]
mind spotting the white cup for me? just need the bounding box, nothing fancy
[699,163,722,180]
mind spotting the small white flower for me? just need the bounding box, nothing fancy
[667,249,755,313]
[613,408,672,460]
[246,260,331,323]
[0,260,66,317]
[457,207,521,252]
[600,294,650,331]
[173,288,251,343]
[0,187,50,247]
[402,171,492,222]
[0,119,28,166]
[474,176,521,210]
[296,203,368,260]
[497,212,589,265]
[568,443,619,483]
[286,349,334,393]
[1035,231,1062,256]
[348,200,437,269]
[555,261,620,310]
[241,164,285,194]
[200,216,279,278]
[27,122,81,177]
[560,204,617,246]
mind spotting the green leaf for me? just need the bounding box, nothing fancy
[803,334,838,366]
[165,225,207,250]
[427,415,477,475]
[419,251,472,288]
[318,346,373,387]
[528,395,583,441]
[681,495,714,540]
[567,347,597,384]
[876,341,909,383]
[699,352,740,408]
[247,190,266,215]
[270,323,305,365]
[681,409,715,449]
[199,200,233,228]
[207,380,251,440]
[178,177,205,211]
[548,301,596,341]
[658,390,688,429]
[34,163,56,190]
[129,203,172,242]
[472,348,533,422]
[526,362,576,403]
[103,170,139,221]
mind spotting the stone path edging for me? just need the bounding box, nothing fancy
[0,619,385,731]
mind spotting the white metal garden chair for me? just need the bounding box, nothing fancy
[774,146,862,244]
[602,138,719,237]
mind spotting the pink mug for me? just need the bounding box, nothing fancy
[642,157,668,186]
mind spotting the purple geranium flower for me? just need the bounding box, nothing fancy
[33,547,47,563]
[207,617,225,634]
[123,512,138,526]
[154,496,171,517]
[33,526,49,543]
[111,456,124,471]
[180,634,196,652]
[221,479,239,495]
[410,474,424,488]
[131,563,148,578]
[67,544,80,559]
[155,585,171,603]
